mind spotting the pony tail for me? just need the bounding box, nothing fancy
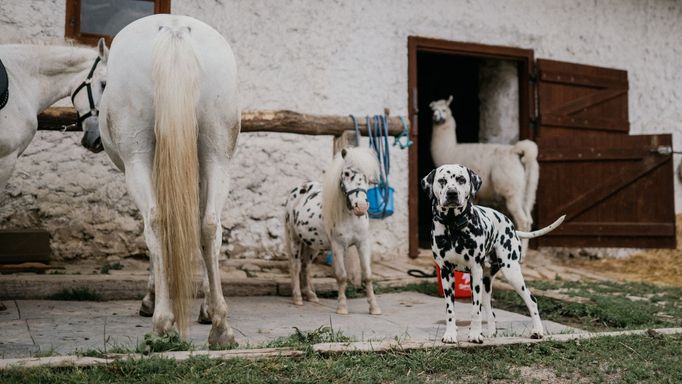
[152,25,200,338]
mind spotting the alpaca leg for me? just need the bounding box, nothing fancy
[331,241,349,315]
[357,240,381,315]
[200,161,235,347]
[289,241,303,306]
[125,161,174,335]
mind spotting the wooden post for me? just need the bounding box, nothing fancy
[332,131,362,286]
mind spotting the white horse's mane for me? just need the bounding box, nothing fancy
[322,146,380,232]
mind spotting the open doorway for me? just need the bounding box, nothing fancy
[407,37,534,257]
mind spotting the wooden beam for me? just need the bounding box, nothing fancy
[37,108,408,136]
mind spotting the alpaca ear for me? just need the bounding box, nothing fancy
[421,169,437,201]
[429,101,436,109]
[467,167,482,197]
[447,95,453,105]
[97,38,109,64]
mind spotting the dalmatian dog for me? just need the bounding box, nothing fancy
[421,164,565,344]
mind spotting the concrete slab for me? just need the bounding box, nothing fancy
[0,292,582,358]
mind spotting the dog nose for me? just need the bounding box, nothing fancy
[446,190,458,201]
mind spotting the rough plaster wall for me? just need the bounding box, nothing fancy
[2,0,682,260]
[478,60,519,144]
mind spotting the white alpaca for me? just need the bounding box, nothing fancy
[429,96,539,235]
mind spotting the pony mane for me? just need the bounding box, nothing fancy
[322,147,380,232]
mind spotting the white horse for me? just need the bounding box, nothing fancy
[0,40,108,190]
[430,96,539,243]
[98,14,240,347]
[284,147,382,315]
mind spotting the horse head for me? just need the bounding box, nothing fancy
[71,38,108,153]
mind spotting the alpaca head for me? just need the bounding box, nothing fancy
[429,95,453,125]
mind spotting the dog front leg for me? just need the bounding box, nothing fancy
[468,264,484,344]
[440,265,458,344]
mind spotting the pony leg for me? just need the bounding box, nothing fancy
[301,248,319,303]
[124,161,174,335]
[331,241,349,315]
[200,161,235,347]
[289,240,303,306]
[357,240,381,315]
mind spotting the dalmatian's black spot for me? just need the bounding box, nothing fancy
[474,285,480,293]
[482,276,491,293]
[530,295,537,303]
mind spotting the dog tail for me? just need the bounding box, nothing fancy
[516,215,565,239]
[514,140,539,222]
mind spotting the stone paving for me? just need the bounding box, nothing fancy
[0,292,581,358]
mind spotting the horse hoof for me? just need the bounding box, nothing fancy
[208,327,237,349]
[197,304,211,324]
[139,300,154,317]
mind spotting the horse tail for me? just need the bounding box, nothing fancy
[152,25,201,338]
[514,139,539,223]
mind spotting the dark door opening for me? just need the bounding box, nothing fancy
[408,37,534,258]
[416,52,481,248]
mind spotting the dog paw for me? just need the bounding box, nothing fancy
[441,332,458,344]
[468,332,484,344]
[530,332,544,340]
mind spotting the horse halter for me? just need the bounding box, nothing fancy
[339,179,367,210]
[70,56,102,129]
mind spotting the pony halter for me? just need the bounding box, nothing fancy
[70,56,102,128]
[339,179,367,210]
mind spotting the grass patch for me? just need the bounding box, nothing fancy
[47,287,104,302]
[138,331,193,354]
[492,280,682,331]
[265,325,353,349]
[3,333,682,383]
[100,262,124,275]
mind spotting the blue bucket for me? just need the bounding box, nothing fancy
[367,185,394,219]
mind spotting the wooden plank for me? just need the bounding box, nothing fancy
[538,147,649,162]
[545,88,627,116]
[550,222,675,237]
[539,114,628,132]
[37,108,407,136]
[0,230,50,264]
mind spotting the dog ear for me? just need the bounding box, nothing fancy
[421,169,437,200]
[467,167,482,197]
[447,95,453,105]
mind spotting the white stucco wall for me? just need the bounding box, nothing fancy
[1,0,681,260]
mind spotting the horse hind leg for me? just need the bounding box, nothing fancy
[125,160,174,335]
[289,237,304,306]
[200,159,236,348]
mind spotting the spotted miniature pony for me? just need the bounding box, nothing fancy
[285,147,382,315]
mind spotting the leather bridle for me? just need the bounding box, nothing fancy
[70,56,102,128]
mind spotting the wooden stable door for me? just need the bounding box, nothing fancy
[534,59,676,248]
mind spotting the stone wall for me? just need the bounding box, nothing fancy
[1,0,681,260]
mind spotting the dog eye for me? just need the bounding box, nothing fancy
[438,178,447,187]
[456,176,465,184]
